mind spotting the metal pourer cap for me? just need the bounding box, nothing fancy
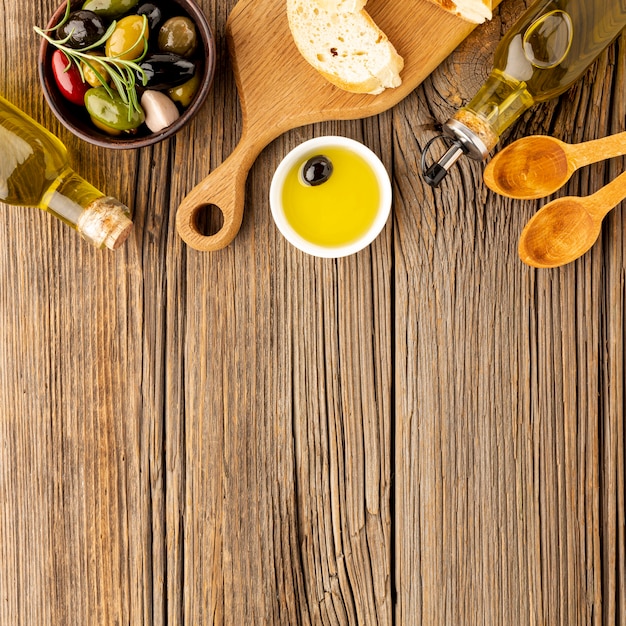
[421,118,491,188]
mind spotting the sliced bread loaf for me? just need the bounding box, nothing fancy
[286,0,404,95]
[428,0,492,23]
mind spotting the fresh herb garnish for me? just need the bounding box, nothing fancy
[34,3,149,120]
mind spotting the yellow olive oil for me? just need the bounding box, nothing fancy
[282,146,380,248]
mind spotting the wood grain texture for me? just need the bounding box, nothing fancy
[1,0,624,625]
[175,0,501,251]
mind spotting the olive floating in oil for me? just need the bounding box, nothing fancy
[302,155,333,186]
[281,146,381,249]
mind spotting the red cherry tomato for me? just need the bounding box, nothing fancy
[51,50,89,106]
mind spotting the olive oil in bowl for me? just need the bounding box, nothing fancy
[270,137,391,258]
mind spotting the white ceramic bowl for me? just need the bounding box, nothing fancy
[270,136,392,258]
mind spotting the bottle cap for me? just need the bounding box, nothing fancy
[421,117,492,188]
[78,197,133,250]
[421,136,465,187]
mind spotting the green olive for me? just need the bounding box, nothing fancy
[90,116,123,136]
[105,15,147,61]
[158,16,198,58]
[167,72,201,108]
[82,0,139,18]
[85,87,145,131]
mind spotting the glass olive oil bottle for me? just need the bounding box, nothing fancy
[423,0,626,187]
[0,94,132,248]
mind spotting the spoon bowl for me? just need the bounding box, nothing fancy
[518,198,599,267]
[518,169,626,268]
[485,131,626,199]
[485,136,573,199]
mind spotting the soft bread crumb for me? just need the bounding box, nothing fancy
[287,0,404,94]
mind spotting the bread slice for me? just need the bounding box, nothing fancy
[313,0,367,12]
[428,0,492,23]
[286,0,404,95]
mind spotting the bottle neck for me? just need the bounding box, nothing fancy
[40,169,132,249]
[422,71,535,187]
[450,70,535,154]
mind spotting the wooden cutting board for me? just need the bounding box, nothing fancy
[176,0,498,251]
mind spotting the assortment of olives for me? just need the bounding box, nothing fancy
[46,0,205,138]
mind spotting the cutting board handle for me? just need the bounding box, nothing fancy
[176,132,261,251]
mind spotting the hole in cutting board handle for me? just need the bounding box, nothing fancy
[175,134,255,251]
[193,203,225,237]
[176,192,245,251]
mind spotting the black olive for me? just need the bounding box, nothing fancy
[57,10,108,49]
[135,3,164,32]
[302,155,333,186]
[135,53,196,90]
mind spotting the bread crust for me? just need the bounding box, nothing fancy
[313,0,367,12]
[427,0,492,23]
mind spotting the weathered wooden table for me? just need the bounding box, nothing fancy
[1,1,624,624]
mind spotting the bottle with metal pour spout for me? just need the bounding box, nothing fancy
[422,0,626,187]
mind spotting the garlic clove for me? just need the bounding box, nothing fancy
[140,90,180,133]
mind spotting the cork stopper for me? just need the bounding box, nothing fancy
[77,197,133,250]
[452,109,499,155]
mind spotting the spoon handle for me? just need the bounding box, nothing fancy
[569,130,626,168]
[588,169,626,219]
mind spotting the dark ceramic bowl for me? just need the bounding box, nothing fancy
[38,0,215,149]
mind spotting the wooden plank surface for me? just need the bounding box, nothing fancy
[1,0,625,624]
[175,0,499,251]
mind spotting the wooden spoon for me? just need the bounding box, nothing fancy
[484,131,626,199]
[518,170,626,268]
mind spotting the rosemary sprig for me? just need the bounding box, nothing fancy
[34,7,149,121]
